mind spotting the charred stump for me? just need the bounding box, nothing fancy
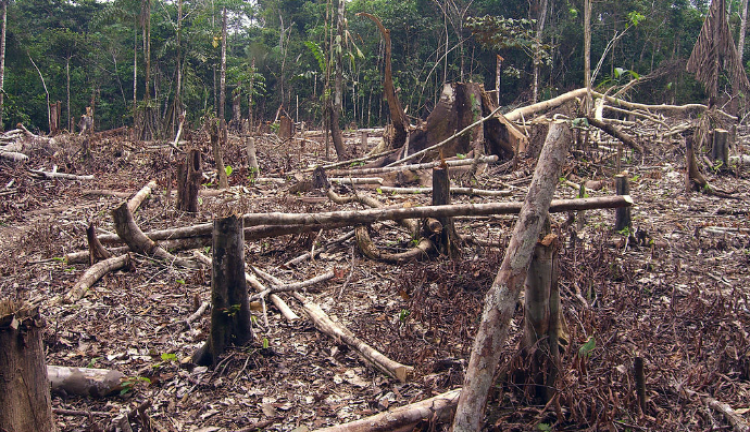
[193,214,253,366]
[0,300,57,432]
[176,149,202,212]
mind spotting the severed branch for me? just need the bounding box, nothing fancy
[63,254,131,303]
[0,150,29,162]
[192,252,300,322]
[250,270,336,300]
[585,117,644,153]
[127,180,158,213]
[314,388,461,432]
[253,266,413,382]
[28,167,94,180]
[330,155,498,176]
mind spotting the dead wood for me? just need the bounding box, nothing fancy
[674,382,750,432]
[505,88,588,122]
[176,150,201,212]
[283,230,356,268]
[184,300,210,330]
[378,186,512,197]
[48,365,126,398]
[355,225,435,263]
[239,195,633,227]
[86,223,112,265]
[585,117,644,153]
[293,290,413,382]
[250,270,336,299]
[63,254,130,303]
[453,121,573,432]
[357,13,409,150]
[193,214,253,367]
[127,180,158,214]
[192,252,300,323]
[28,167,94,180]
[329,155,498,177]
[0,150,28,162]
[314,388,460,432]
[111,202,196,268]
[0,300,56,432]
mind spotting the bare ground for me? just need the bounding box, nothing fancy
[1,126,750,431]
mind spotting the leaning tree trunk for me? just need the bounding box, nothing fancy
[0,300,57,432]
[452,121,573,432]
[193,214,253,366]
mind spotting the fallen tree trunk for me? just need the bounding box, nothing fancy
[127,180,158,213]
[585,117,643,153]
[452,121,573,432]
[63,254,130,303]
[330,155,498,176]
[314,388,461,432]
[240,195,632,227]
[48,365,125,398]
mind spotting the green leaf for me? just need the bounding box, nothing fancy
[578,335,596,358]
[161,353,177,362]
[225,165,233,177]
[262,337,270,349]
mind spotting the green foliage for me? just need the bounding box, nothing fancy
[578,335,596,359]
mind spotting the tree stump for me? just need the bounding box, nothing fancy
[432,165,460,256]
[193,214,253,366]
[176,149,202,212]
[686,135,708,192]
[0,300,56,432]
[712,129,729,170]
[614,175,631,232]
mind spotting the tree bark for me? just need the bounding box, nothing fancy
[432,165,460,256]
[0,1,6,131]
[219,7,227,120]
[0,300,56,432]
[614,175,631,231]
[176,149,201,212]
[193,214,253,366]
[211,119,228,189]
[452,121,573,432]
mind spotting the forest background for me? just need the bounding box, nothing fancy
[0,0,731,135]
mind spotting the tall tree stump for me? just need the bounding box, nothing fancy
[522,219,561,403]
[614,175,631,232]
[432,165,460,256]
[712,129,729,170]
[193,214,253,366]
[176,149,201,212]
[0,300,56,432]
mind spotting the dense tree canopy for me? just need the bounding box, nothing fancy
[0,0,743,133]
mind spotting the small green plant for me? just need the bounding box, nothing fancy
[617,226,632,237]
[262,337,270,349]
[161,353,178,362]
[176,279,186,285]
[457,153,466,159]
[537,423,552,432]
[630,174,641,182]
[52,257,64,262]
[399,309,411,322]
[578,335,596,359]
[225,165,233,177]
[86,357,101,368]
[376,187,383,194]
[120,376,151,396]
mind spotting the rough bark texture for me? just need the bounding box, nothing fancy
[432,165,460,256]
[0,300,57,432]
[452,121,573,432]
[194,214,253,366]
[615,175,632,231]
[176,149,201,212]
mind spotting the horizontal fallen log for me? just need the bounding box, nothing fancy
[28,168,94,180]
[64,254,130,303]
[64,237,207,265]
[251,270,336,300]
[0,150,28,162]
[314,388,461,432]
[97,222,351,245]
[48,365,125,398]
[240,195,633,227]
[378,186,513,197]
[330,155,498,176]
[329,177,384,185]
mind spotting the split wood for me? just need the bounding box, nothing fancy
[253,267,413,382]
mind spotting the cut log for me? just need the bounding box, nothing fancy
[64,254,130,303]
[0,300,56,432]
[111,202,196,268]
[453,121,573,432]
[314,388,461,432]
[48,365,125,398]
[193,214,253,366]
[28,168,93,181]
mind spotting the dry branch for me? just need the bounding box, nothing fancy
[127,180,158,213]
[378,186,513,197]
[251,270,336,299]
[330,155,498,176]
[585,117,643,153]
[48,365,125,398]
[0,150,28,162]
[314,388,461,432]
[253,267,413,381]
[28,168,93,180]
[355,226,434,263]
[64,254,130,303]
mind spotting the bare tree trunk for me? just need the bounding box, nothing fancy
[248,58,255,130]
[211,119,228,189]
[0,301,57,432]
[174,0,183,133]
[739,0,749,63]
[0,1,6,131]
[193,215,253,367]
[584,0,592,112]
[452,121,573,432]
[532,0,548,104]
[66,57,71,130]
[133,21,137,122]
[219,7,227,121]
